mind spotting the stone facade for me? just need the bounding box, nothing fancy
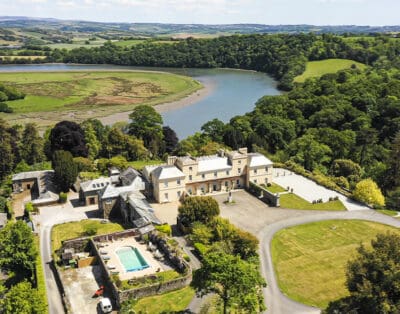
[145,148,274,203]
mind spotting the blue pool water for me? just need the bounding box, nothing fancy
[116,246,149,272]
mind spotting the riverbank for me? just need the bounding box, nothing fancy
[99,77,215,126]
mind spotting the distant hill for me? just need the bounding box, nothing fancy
[0,16,400,36]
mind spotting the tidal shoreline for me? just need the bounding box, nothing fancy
[99,77,216,126]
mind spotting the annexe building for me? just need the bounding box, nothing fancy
[144,148,273,203]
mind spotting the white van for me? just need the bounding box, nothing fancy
[99,297,112,313]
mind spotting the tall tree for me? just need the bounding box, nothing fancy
[82,122,100,160]
[0,221,37,282]
[326,233,400,314]
[128,105,163,155]
[384,132,400,190]
[20,123,44,165]
[178,196,220,227]
[1,281,47,314]
[193,252,266,314]
[52,150,78,192]
[201,118,225,143]
[0,119,14,181]
[162,126,179,154]
[50,121,88,157]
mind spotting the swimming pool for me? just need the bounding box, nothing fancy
[116,246,149,272]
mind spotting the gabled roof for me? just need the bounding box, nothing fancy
[80,177,111,193]
[248,153,273,167]
[12,170,54,181]
[152,165,185,180]
[120,167,141,186]
[197,155,232,173]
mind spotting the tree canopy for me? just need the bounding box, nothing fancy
[353,178,385,207]
[52,150,78,192]
[50,120,88,157]
[326,233,400,314]
[193,251,266,314]
[178,196,220,227]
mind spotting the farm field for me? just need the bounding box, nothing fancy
[114,39,176,47]
[0,70,201,126]
[271,220,400,309]
[294,59,367,82]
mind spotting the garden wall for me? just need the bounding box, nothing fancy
[248,182,280,207]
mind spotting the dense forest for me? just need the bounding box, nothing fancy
[2,33,400,90]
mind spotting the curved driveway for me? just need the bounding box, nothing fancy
[35,201,98,314]
[216,191,400,314]
[260,210,400,314]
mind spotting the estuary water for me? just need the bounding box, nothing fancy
[0,64,281,139]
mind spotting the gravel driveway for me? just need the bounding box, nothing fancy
[273,168,370,211]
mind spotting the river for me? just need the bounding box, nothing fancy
[0,64,280,139]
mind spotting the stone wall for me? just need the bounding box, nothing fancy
[248,182,280,207]
[61,237,91,253]
[118,273,192,302]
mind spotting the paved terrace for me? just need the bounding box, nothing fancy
[96,237,163,281]
[273,168,370,211]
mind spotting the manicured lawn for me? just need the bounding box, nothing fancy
[294,59,367,83]
[271,220,400,309]
[128,159,163,170]
[133,287,195,313]
[51,220,124,253]
[34,236,48,314]
[265,183,287,193]
[280,193,346,211]
[377,209,399,217]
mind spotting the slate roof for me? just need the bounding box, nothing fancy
[12,170,54,181]
[152,165,185,180]
[80,177,111,193]
[196,155,232,173]
[248,153,273,167]
[120,167,141,186]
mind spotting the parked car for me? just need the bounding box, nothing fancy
[99,298,112,313]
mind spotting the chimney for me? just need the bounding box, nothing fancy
[167,156,177,166]
[238,147,248,155]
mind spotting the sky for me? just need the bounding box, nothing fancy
[0,0,399,25]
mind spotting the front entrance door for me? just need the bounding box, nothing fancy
[213,184,217,191]
[89,197,96,205]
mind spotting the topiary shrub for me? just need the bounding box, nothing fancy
[58,192,68,204]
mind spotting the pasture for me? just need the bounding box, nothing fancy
[271,220,400,308]
[294,59,367,83]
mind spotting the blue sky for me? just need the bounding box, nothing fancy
[1,0,399,25]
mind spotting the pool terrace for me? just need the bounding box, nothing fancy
[95,236,167,281]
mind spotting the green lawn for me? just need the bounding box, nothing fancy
[294,59,367,83]
[34,236,48,314]
[377,209,399,217]
[51,220,124,253]
[265,183,287,193]
[280,193,346,211]
[128,159,163,170]
[132,287,195,313]
[271,220,400,309]
[0,70,201,126]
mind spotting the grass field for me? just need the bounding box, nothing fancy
[271,220,400,308]
[51,220,124,253]
[132,287,195,313]
[294,59,367,83]
[377,209,399,217]
[128,159,163,170]
[0,55,46,60]
[0,70,201,125]
[34,236,49,314]
[280,192,346,211]
[265,183,287,193]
